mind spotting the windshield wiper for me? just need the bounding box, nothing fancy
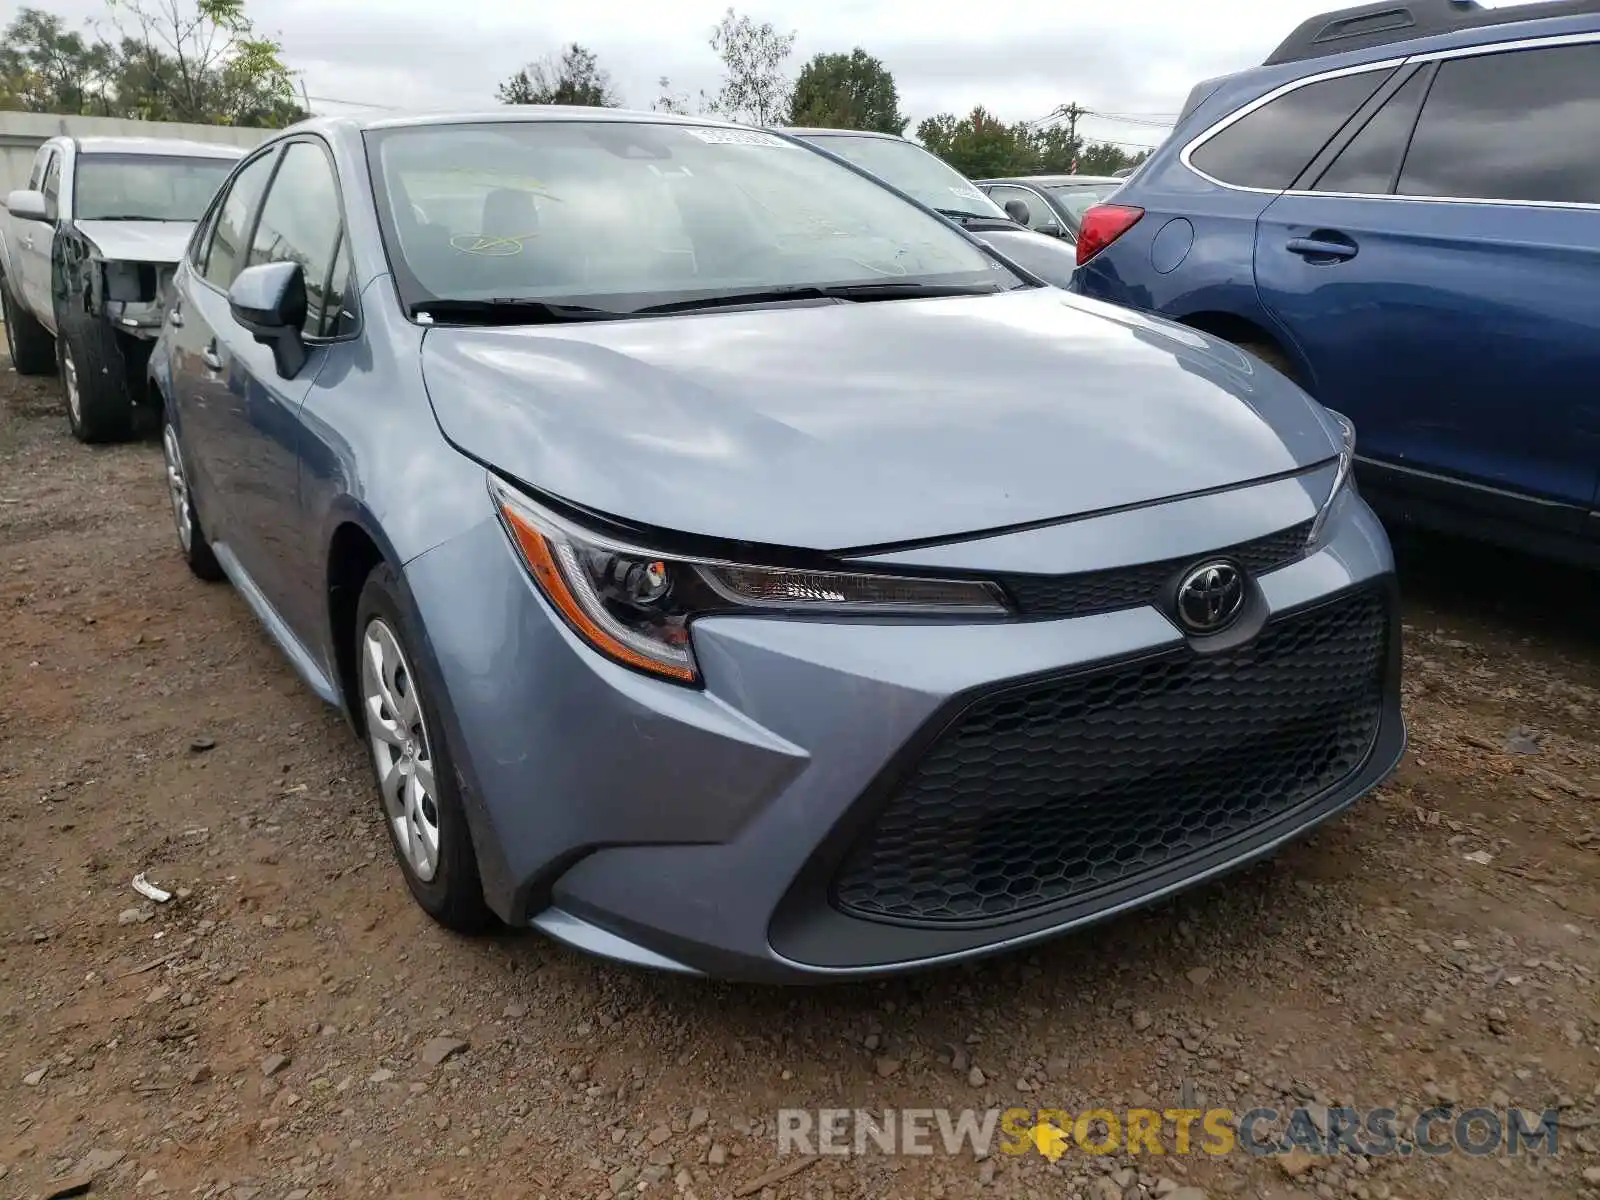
[634,281,1005,315]
[412,298,625,325]
[83,214,169,221]
[934,208,1004,224]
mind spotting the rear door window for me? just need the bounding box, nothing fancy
[1312,68,1431,195]
[1397,42,1600,204]
[1190,68,1394,190]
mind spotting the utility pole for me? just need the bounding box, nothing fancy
[1060,102,1083,147]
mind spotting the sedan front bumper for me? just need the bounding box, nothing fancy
[404,469,1402,982]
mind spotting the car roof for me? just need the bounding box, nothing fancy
[73,136,246,158]
[276,107,750,140]
[785,128,906,141]
[1266,0,1600,66]
[977,175,1125,187]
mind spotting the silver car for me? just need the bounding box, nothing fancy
[151,108,1403,982]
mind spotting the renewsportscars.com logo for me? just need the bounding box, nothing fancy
[776,1105,1563,1160]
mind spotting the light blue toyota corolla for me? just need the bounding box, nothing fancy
[150,108,1404,982]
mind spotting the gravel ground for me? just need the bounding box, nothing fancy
[1,341,1598,1200]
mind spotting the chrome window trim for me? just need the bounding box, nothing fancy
[1280,189,1600,212]
[1179,28,1600,207]
[1409,28,1600,62]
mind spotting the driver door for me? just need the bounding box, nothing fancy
[20,149,61,325]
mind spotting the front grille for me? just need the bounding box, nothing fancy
[832,587,1388,925]
[1000,520,1312,619]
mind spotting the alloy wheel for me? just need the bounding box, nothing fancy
[360,618,441,881]
[162,424,193,554]
[62,343,80,425]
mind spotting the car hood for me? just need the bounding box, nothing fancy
[420,287,1339,551]
[76,219,195,265]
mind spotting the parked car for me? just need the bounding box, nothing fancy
[1072,0,1600,567]
[975,175,1127,239]
[786,127,1084,286]
[152,108,1402,982]
[0,136,243,441]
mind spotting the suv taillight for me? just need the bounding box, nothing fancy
[1075,204,1144,267]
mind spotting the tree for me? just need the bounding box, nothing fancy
[0,8,118,115]
[916,107,1038,179]
[497,43,619,107]
[703,7,794,126]
[103,0,303,126]
[1,2,301,125]
[787,48,906,133]
[1078,141,1147,175]
[1029,124,1082,175]
[651,75,691,115]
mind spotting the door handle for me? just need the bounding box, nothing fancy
[1287,233,1358,263]
[20,235,31,250]
[202,342,223,371]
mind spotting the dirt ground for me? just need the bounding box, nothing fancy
[1,342,1597,1200]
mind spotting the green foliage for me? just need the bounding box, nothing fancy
[703,7,795,126]
[915,107,1038,179]
[787,48,906,134]
[1080,141,1149,175]
[0,8,118,114]
[0,1,304,127]
[498,43,619,107]
[917,105,1152,178]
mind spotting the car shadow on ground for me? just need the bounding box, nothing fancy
[1391,525,1600,657]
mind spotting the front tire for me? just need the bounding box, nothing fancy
[161,414,224,582]
[355,564,494,933]
[1,281,56,376]
[60,316,136,443]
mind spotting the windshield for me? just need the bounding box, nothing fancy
[74,154,237,222]
[793,133,1009,221]
[1045,183,1123,230]
[367,121,1017,313]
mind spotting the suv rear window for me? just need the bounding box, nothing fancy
[1397,43,1600,205]
[1190,68,1393,190]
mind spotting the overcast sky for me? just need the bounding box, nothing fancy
[35,0,1545,149]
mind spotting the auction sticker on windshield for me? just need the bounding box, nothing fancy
[686,129,793,147]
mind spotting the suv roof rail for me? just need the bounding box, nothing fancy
[1264,0,1600,65]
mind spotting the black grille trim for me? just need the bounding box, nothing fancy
[999,520,1312,620]
[830,586,1388,928]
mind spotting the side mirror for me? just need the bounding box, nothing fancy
[229,261,307,379]
[1002,198,1031,226]
[1039,220,1065,239]
[5,189,50,223]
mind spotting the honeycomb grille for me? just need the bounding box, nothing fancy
[832,588,1388,925]
[1000,520,1312,619]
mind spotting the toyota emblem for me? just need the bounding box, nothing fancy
[1175,561,1246,634]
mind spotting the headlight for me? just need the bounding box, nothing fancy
[489,477,1011,685]
[1307,408,1356,547]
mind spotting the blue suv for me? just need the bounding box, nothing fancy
[1073,0,1600,566]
